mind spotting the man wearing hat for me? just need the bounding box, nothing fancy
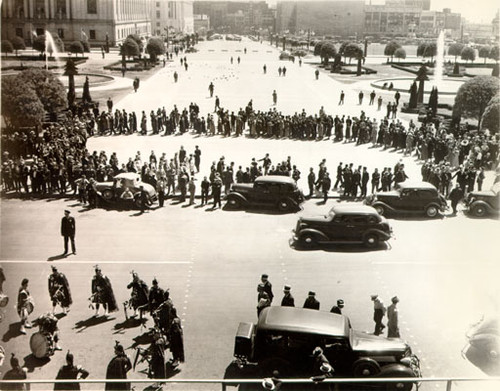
[54,351,89,390]
[48,266,72,314]
[91,266,118,317]
[449,183,464,215]
[330,299,344,315]
[303,291,320,310]
[17,278,32,335]
[148,278,165,314]
[258,274,274,303]
[2,354,28,389]
[387,296,400,338]
[105,342,132,391]
[60,210,76,256]
[280,285,295,307]
[371,295,386,336]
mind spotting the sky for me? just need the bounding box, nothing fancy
[262,0,500,24]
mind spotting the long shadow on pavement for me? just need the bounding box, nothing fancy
[22,354,50,373]
[113,318,147,334]
[2,322,23,342]
[73,315,116,333]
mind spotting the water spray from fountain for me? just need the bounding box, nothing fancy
[434,30,445,90]
[45,30,61,71]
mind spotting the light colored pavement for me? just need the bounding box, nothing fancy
[1,38,499,390]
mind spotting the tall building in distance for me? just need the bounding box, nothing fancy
[276,1,365,38]
[151,0,194,37]
[1,0,152,46]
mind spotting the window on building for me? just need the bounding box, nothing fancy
[57,28,64,38]
[156,1,160,7]
[157,30,161,35]
[16,28,23,37]
[90,30,96,39]
[156,11,161,18]
[156,22,160,27]
[87,0,97,14]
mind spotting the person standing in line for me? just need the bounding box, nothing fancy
[91,265,118,317]
[303,291,320,310]
[387,296,400,338]
[194,146,201,172]
[281,285,295,307]
[371,294,386,336]
[211,173,222,209]
[61,210,76,256]
[156,177,167,207]
[105,343,132,391]
[360,167,370,198]
[449,183,464,215]
[371,168,380,194]
[168,308,185,367]
[330,299,344,315]
[188,177,196,205]
[54,351,90,391]
[258,274,274,303]
[17,278,32,335]
[48,266,72,315]
[307,168,316,198]
[321,172,331,203]
[200,176,210,206]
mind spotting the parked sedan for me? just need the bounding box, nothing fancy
[95,173,157,209]
[293,204,392,248]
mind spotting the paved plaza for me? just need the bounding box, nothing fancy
[1,38,499,390]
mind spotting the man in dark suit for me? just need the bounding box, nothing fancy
[61,210,76,255]
[303,291,320,310]
[280,285,295,307]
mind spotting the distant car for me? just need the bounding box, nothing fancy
[226,34,242,41]
[279,51,292,60]
[364,181,448,218]
[95,172,157,208]
[225,175,304,212]
[185,47,198,53]
[234,306,421,388]
[293,204,392,248]
[464,182,500,218]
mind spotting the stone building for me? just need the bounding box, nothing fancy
[151,0,194,37]
[1,0,152,47]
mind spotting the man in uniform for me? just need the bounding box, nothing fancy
[91,265,118,317]
[2,354,28,390]
[303,291,320,310]
[105,343,132,391]
[60,210,76,255]
[258,274,274,303]
[387,296,400,338]
[54,351,89,390]
[371,294,386,336]
[17,278,32,334]
[280,285,295,307]
[48,266,72,314]
[330,299,344,315]
[307,168,315,198]
[449,183,464,215]
[148,278,164,314]
[126,272,149,319]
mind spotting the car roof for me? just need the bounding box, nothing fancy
[255,175,296,185]
[397,181,437,190]
[114,173,140,180]
[329,204,380,215]
[257,307,350,338]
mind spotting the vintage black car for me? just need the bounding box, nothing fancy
[364,181,448,218]
[293,204,392,248]
[225,176,304,212]
[464,182,500,218]
[234,307,421,389]
[95,173,157,209]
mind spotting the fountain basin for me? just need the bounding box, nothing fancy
[58,73,114,88]
[371,77,465,95]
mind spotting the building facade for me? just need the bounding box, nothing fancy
[193,13,209,34]
[1,0,152,46]
[151,0,194,37]
[276,1,365,38]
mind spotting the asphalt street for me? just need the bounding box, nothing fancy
[1,38,499,390]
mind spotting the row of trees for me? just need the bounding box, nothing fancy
[313,41,364,66]
[119,34,166,63]
[1,35,90,57]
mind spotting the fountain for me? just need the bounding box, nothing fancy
[434,30,445,89]
[45,30,62,71]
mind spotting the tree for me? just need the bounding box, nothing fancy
[320,41,336,66]
[343,43,363,64]
[314,41,325,59]
[81,40,90,53]
[384,41,401,62]
[408,81,418,109]
[1,77,45,129]
[64,59,78,107]
[146,37,165,63]
[454,76,499,129]
[481,93,500,133]
[417,42,437,61]
[394,48,406,62]
[415,65,429,104]
[448,43,464,63]
[1,40,13,56]
[69,41,84,56]
[479,46,491,64]
[121,37,140,59]
[82,76,92,103]
[16,69,67,113]
[461,46,476,63]
[126,34,144,52]
[33,35,46,54]
[11,36,26,55]
[428,87,439,116]
[489,45,499,63]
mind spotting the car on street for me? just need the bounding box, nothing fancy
[463,182,500,218]
[293,204,392,248]
[364,181,448,218]
[224,175,304,212]
[95,172,157,208]
[279,50,293,60]
[234,306,421,389]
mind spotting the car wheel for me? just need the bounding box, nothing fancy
[383,364,415,391]
[363,232,380,248]
[425,205,438,218]
[134,195,142,209]
[277,198,292,212]
[258,357,292,377]
[471,204,487,218]
[352,358,381,377]
[374,204,386,216]
[226,196,242,210]
[300,233,317,249]
[102,189,114,201]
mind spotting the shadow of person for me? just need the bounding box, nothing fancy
[164,361,182,378]
[129,330,155,349]
[73,315,116,333]
[47,253,69,262]
[22,353,51,373]
[113,318,147,333]
[2,322,23,342]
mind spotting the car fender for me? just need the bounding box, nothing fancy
[468,200,495,213]
[364,229,391,240]
[424,202,446,212]
[224,192,249,204]
[378,363,417,377]
[372,201,396,212]
[297,228,329,242]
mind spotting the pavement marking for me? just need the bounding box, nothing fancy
[2,260,194,264]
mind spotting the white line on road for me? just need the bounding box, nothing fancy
[1,260,194,264]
